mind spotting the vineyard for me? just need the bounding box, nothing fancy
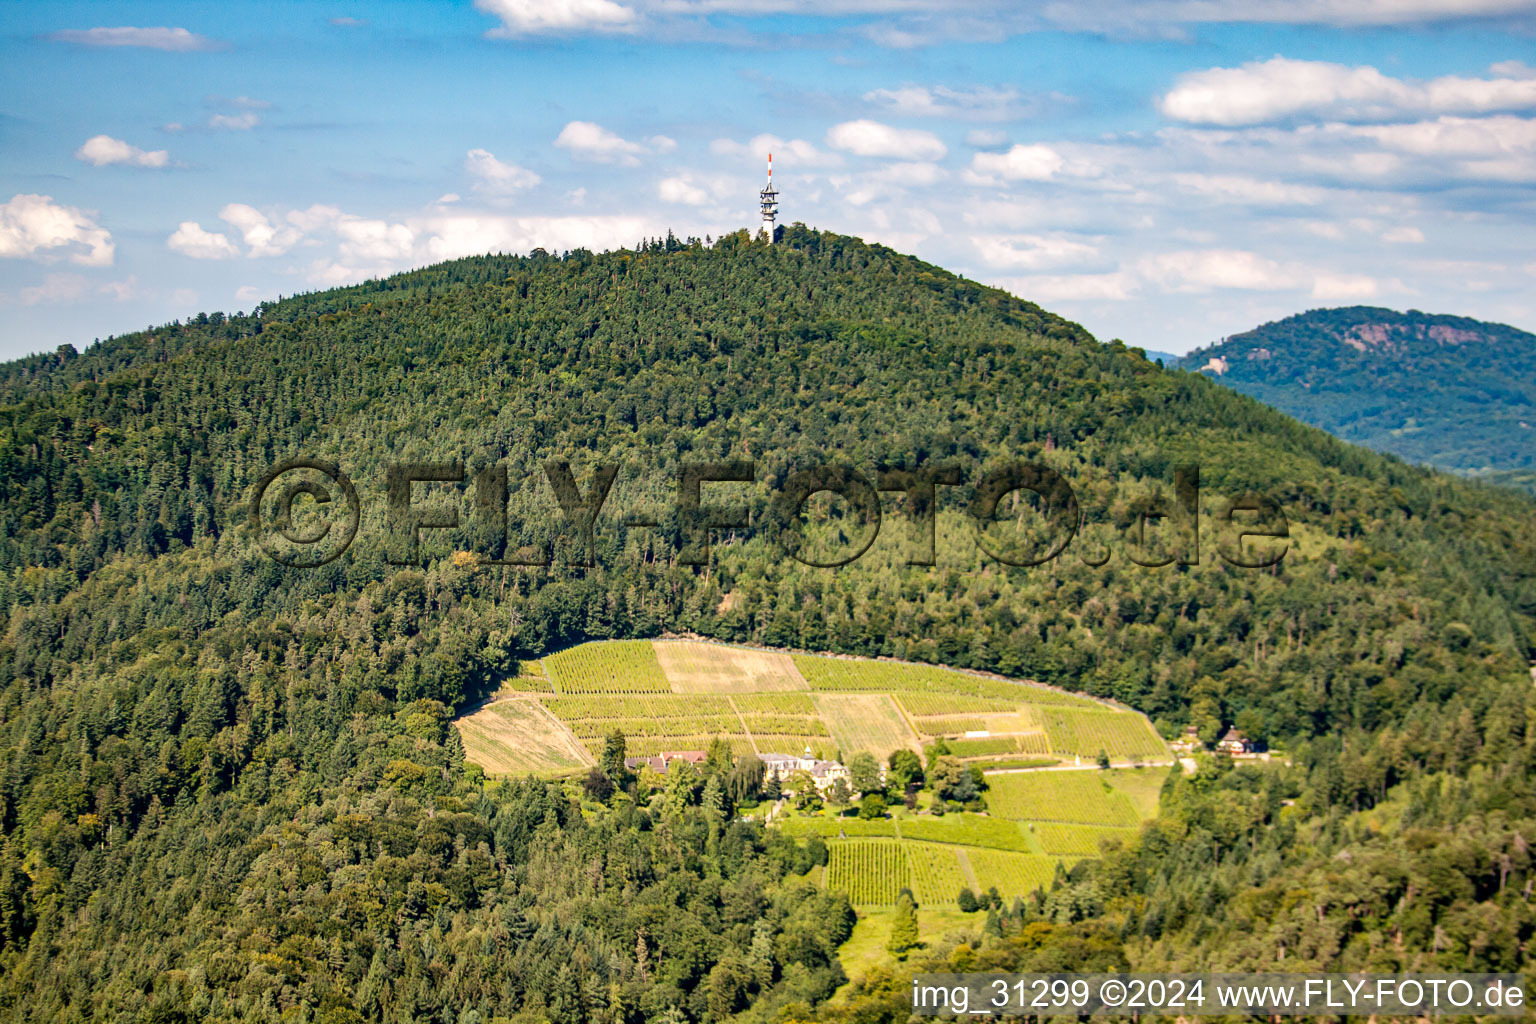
[543,695,741,740]
[1034,823,1139,857]
[791,655,1097,705]
[1040,707,1168,763]
[985,772,1140,826]
[904,843,974,906]
[733,693,817,715]
[826,840,910,905]
[964,850,1057,900]
[893,693,1018,716]
[897,814,1032,852]
[543,641,672,694]
[814,693,919,756]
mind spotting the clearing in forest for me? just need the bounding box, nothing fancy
[455,698,592,775]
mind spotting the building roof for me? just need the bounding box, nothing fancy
[1219,728,1246,743]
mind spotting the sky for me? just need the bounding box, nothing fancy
[2,2,1535,360]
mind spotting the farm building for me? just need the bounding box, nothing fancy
[760,747,849,793]
[624,750,707,775]
[1216,728,1253,755]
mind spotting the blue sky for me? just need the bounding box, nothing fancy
[2,1,1535,359]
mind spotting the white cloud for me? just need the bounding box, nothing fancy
[1383,225,1426,243]
[966,128,1008,147]
[476,0,636,36]
[709,133,841,167]
[47,26,221,51]
[1000,271,1138,301]
[235,285,262,303]
[1160,57,1536,127]
[555,121,667,165]
[0,194,114,266]
[968,143,1064,181]
[209,112,260,131]
[971,233,1101,270]
[863,85,1030,121]
[1171,173,1329,205]
[827,119,947,160]
[465,148,542,192]
[1138,249,1300,292]
[659,177,710,205]
[219,204,302,257]
[1311,272,1379,299]
[12,273,139,306]
[167,221,239,260]
[74,135,170,168]
[17,274,89,305]
[336,218,417,265]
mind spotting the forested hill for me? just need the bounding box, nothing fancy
[1182,306,1536,489]
[1,227,1535,1023]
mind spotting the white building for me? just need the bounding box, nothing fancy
[760,747,848,793]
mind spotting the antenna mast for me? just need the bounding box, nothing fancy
[759,152,778,243]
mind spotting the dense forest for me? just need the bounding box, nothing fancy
[1,227,1534,1021]
[1181,306,1536,488]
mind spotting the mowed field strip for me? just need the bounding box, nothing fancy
[654,641,808,693]
[452,699,592,775]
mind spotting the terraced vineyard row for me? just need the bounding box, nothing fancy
[543,641,672,694]
[1040,707,1168,762]
[905,843,973,906]
[1034,823,1139,857]
[898,814,1031,852]
[826,840,909,905]
[777,818,898,839]
[544,694,736,719]
[738,714,829,736]
[986,772,1140,826]
[893,692,1019,716]
[561,715,743,739]
[965,850,1057,900]
[588,734,756,758]
[791,655,1097,705]
[733,693,817,715]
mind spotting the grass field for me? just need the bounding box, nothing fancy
[454,699,591,775]
[1101,767,1170,820]
[985,771,1140,826]
[654,641,809,693]
[1033,823,1139,857]
[814,693,920,756]
[544,640,671,694]
[897,813,1033,852]
[826,840,910,905]
[904,842,973,906]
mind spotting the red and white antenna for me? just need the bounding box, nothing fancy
[759,150,779,243]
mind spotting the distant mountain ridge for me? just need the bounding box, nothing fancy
[1182,306,1536,487]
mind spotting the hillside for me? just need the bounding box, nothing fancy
[2,228,1535,1022]
[1183,306,1536,483]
